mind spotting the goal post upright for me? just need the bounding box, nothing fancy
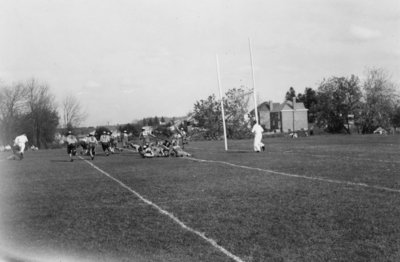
[248,38,259,124]
[216,54,228,151]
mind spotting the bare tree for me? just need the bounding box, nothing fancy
[0,82,28,144]
[62,94,87,128]
[25,78,59,148]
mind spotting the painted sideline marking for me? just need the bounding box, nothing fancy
[80,157,244,262]
[186,157,400,194]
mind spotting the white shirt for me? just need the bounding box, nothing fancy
[14,134,28,145]
[251,124,264,135]
[65,134,78,145]
[87,136,97,145]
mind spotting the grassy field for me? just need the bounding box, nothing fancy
[1,134,400,262]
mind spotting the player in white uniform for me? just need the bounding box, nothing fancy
[251,121,265,152]
[87,133,98,160]
[13,134,28,160]
[65,131,78,162]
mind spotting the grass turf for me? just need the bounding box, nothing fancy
[1,134,400,261]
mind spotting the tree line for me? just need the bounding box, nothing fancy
[0,79,59,148]
[1,67,398,147]
[0,78,184,147]
[0,78,89,147]
[191,68,400,137]
[286,68,399,134]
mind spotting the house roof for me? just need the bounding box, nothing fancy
[280,100,307,111]
[250,100,307,114]
[271,103,284,112]
[249,101,270,114]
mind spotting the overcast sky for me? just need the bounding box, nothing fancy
[1,0,399,127]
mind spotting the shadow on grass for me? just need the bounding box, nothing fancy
[226,150,254,153]
[117,154,141,158]
[50,159,84,162]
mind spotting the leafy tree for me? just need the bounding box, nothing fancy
[296,87,318,123]
[119,123,140,137]
[147,117,154,126]
[223,88,253,138]
[285,87,296,101]
[316,75,362,133]
[192,94,222,139]
[192,88,253,139]
[153,116,159,126]
[391,105,400,129]
[358,68,398,133]
[154,125,173,139]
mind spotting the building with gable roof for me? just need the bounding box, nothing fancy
[250,98,308,133]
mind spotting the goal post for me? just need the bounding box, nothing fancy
[214,39,260,151]
[248,37,259,124]
[216,54,228,151]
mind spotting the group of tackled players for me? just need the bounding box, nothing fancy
[136,127,191,158]
[64,128,191,162]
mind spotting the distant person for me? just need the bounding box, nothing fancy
[139,128,156,145]
[171,145,192,157]
[109,132,120,153]
[87,132,98,160]
[121,130,129,148]
[161,139,172,156]
[107,132,115,153]
[171,132,181,147]
[79,135,89,155]
[65,131,78,162]
[99,131,111,156]
[251,121,265,152]
[13,133,28,160]
[139,144,155,158]
[179,128,188,148]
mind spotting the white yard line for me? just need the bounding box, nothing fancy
[124,146,400,164]
[79,157,245,262]
[186,157,400,194]
[117,148,400,193]
[184,146,400,164]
